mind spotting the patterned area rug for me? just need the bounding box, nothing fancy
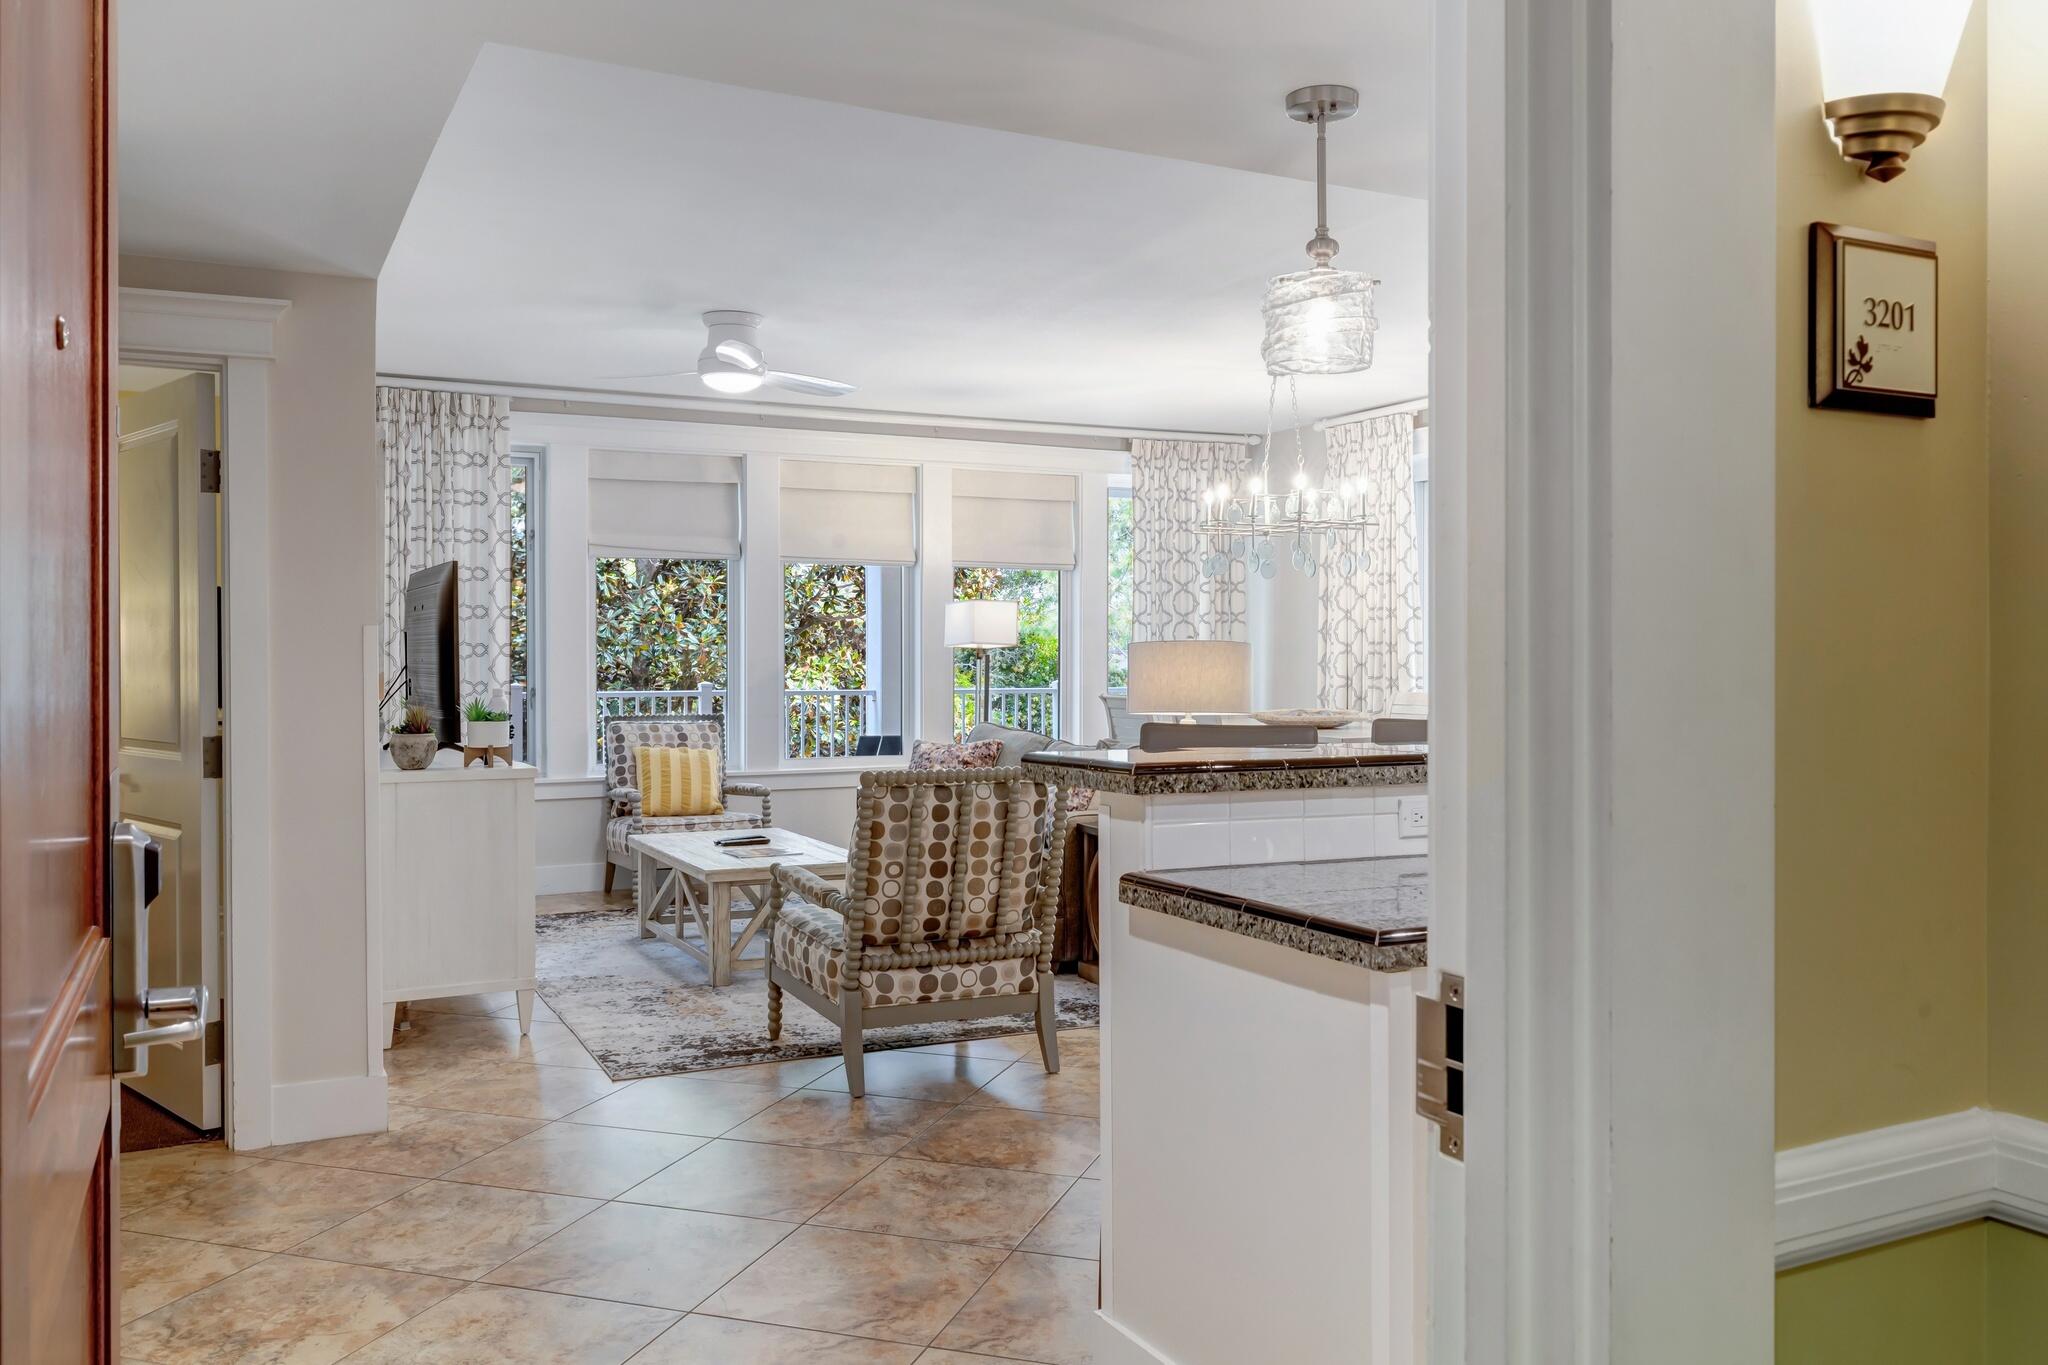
[535,908,1099,1081]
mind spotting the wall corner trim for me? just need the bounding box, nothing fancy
[1776,1108,2048,1267]
[267,1073,389,1148]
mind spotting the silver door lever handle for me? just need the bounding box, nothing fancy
[124,983,210,1051]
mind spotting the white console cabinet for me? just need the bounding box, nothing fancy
[376,749,536,1043]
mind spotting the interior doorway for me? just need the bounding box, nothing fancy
[115,363,226,1150]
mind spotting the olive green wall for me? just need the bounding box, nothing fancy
[1985,0,2048,1126]
[1776,1224,1988,1365]
[1777,1222,2048,1363]
[1775,0,1990,1150]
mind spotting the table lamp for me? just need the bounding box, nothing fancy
[1125,639,1251,724]
[945,599,1019,730]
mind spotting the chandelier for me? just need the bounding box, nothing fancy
[1196,374,1375,582]
[1195,85,1381,582]
[1261,84,1378,376]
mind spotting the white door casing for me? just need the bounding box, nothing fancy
[1428,0,1776,1360]
[117,373,223,1128]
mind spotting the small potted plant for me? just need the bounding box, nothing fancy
[463,696,513,761]
[387,701,439,770]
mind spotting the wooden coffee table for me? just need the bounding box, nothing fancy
[628,827,849,986]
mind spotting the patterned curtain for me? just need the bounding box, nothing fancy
[1128,438,1253,642]
[1320,413,1421,713]
[379,386,515,705]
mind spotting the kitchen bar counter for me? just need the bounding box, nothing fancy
[1021,739,1426,795]
[1120,855,1428,971]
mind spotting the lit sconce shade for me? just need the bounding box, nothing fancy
[1125,639,1251,721]
[943,599,1019,650]
[1261,268,1378,375]
[1812,0,1972,182]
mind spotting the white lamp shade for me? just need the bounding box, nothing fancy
[1125,639,1251,717]
[1811,0,1971,102]
[1262,267,1378,375]
[944,599,1019,649]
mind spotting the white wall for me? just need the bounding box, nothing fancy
[514,407,1128,892]
[121,257,382,1116]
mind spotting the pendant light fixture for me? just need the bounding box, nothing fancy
[1261,85,1378,376]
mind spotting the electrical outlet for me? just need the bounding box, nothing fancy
[1399,796,1429,836]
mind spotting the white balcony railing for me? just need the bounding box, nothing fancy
[594,682,1061,763]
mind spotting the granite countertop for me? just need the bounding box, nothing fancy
[1022,741,1427,796]
[1120,857,1429,971]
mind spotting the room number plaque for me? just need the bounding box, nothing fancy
[1810,223,1937,418]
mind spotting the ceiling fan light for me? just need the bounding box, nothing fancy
[699,368,764,395]
[1261,266,1377,376]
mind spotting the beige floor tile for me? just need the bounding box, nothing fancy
[904,1032,1044,1062]
[291,1179,598,1279]
[413,1060,632,1120]
[805,1051,1015,1104]
[266,1104,543,1178]
[690,1055,844,1090]
[966,1058,1101,1118]
[699,1225,1007,1346]
[565,1072,787,1136]
[119,1254,459,1365]
[722,1091,951,1157]
[118,1232,269,1323]
[812,1159,1072,1249]
[120,1142,266,1213]
[122,1160,420,1252]
[524,1036,603,1069]
[622,1138,883,1222]
[483,1200,792,1310]
[903,1107,1100,1177]
[913,1352,1010,1363]
[637,1315,922,1363]
[442,1121,705,1199]
[1019,1176,1100,1260]
[380,1045,500,1105]
[409,991,520,1017]
[398,1010,582,1064]
[933,1251,1115,1365]
[341,1283,677,1364]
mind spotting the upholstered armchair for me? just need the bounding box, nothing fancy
[602,715,771,892]
[765,766,1066,1096]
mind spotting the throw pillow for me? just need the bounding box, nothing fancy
[909,738,1003,771]
[636,745,723,816]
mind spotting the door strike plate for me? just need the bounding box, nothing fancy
[1417,971,1465,1160]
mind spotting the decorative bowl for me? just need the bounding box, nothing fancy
[1251,708,1369,730]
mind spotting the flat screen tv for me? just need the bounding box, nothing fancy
[403,562,461,747]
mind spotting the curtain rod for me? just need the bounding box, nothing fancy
[376,373,1264,449]
[1313,396,1431,430]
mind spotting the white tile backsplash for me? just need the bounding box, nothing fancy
[1303,814,1376,861]
[1143,784,1428,868]
[1229,818,1305,864]
[1151,820,1233,870]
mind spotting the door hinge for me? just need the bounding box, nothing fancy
[200,447,222,493]
[202,735,222,779]
[1417,971,1466,1160]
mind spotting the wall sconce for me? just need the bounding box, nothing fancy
[1813,0,1972,182]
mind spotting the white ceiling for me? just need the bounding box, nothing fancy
[120,1,1430,432]
[376,46,1427,432]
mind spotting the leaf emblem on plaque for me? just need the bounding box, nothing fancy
[1843,335,1874,387]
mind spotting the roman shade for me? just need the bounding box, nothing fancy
[587,449,743,559]
[952,468,1078,570]
[780,460,918,564]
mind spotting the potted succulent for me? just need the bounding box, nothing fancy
[463,696,513,756]
[387,701,439,770]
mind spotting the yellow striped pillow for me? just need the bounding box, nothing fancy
[635,746,723,817]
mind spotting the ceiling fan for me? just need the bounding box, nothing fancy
[607,310,856,397]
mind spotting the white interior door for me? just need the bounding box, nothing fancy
[117,372,223,1128]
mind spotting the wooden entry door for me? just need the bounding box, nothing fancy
[0,0,118,1357]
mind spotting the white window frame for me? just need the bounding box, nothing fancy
[948,561,1070,740]
[509,447,546,771]
[778,559,914,762]
[589,550,740,769]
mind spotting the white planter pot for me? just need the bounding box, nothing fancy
[466,718,511,751]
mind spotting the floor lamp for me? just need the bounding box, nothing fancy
[945,599,1019,731]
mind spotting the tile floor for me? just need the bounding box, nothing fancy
[120,959,1129,1363]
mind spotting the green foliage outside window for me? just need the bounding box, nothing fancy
[952,566,1060,733]
[1106,493,1135,689]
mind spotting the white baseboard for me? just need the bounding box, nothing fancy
[536,861,607,895]
[1776,1107,2048,1267]
[267,1073,389,1147]
[1095,1309,1180,1365]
